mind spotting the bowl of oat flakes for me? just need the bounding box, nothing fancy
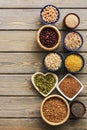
[40,95,70,126]
[44,52,63,72]
[63,31,83,52]
[40,5,60,24]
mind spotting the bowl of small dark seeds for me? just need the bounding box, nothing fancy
[36,25,61,51]
[70,101,86,118]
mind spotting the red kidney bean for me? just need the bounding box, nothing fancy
[39,28,58,48]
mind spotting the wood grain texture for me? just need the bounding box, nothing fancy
[0,9,86,29]
[0,53,86,73]
[0,0,86,8]
[0,97,86,118]
[0,31,86,52]
[0,74,86,96]
[0,119,86,130]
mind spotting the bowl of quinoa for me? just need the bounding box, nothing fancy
[40,5,60,24]
[64,53,85,73]
[44,52,63,72]
[63,31,83,52]
[40,95,70,126]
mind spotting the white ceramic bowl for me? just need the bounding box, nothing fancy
[56,73,84,101]
[31,72,58,97]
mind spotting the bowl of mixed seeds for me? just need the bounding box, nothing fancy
[63,31,83,52]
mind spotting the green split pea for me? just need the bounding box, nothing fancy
[34,74,56,95]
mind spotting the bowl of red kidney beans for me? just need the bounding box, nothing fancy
[36,25,61,51]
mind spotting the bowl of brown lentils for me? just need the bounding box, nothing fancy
[40,95,70,126]
[40,5,60,24]
[37,25,61,51]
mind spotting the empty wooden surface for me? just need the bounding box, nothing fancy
[0,0,86,130]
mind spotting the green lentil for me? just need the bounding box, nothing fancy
[34,74,56,94]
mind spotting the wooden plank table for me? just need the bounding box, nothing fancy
[0,1,86,130]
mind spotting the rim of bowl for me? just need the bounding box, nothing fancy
[40,95,70,126]
[43,52,64,72]
[36,25,61,51]
[63,13,80,29]
[63,31,83,52]
[64,52,85,74]
[70,100,86,118]
[40,5,60,24]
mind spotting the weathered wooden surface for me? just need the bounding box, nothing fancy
[0,119,86,130]
[0,31,86,52]
[0,53,86,73]
[0,0,86,130]
[0,97,86,118]
[0,9,86,29]
[0,74,86,96]
[0,0,86,8]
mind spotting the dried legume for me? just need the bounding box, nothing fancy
[34,74,56,95]
[40,28,58,48]
[41,6,59,23]
[44,53,62,71]
[42,97,68,123]
[59,76,81,98]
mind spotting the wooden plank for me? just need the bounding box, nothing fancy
[0,74,86,96]
[0,53,86,73]
[0,9,86,29]
[0,31,86,52]
[0,0,86,8]
[0,97,86,118]
[0,119,86,130]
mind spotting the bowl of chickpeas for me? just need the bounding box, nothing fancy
[40,5,60,24]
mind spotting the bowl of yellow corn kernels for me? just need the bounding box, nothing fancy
[64,53,85,73]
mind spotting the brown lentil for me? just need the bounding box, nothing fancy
[59,76,81,98]
[40,28,58,48]
[42,97,67,123]
[41,6,58,23]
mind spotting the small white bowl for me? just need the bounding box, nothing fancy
[56,73,84,101]
[31,72,58,97]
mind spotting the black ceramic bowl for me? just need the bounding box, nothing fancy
[40,5,60,24]
[63,31,83,52]
[70,101,86,118]
[64,53,85,74]
[43,52,64,72]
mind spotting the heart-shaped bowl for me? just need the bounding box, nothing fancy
[31,72,58,97]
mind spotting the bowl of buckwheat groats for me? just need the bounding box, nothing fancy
[40,95,70,126]
[36,25,61,51]
[40,5,60,24]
